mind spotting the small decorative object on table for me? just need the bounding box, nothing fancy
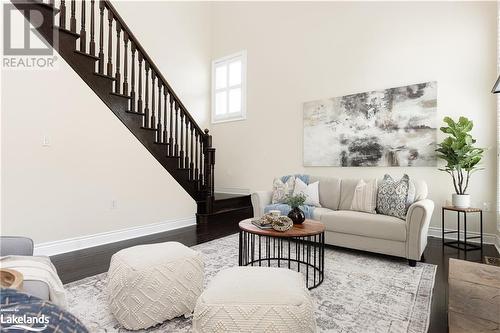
[252,213,293,232]
[286,193,306,224]
[271,216,293,232]
[435,116,486,208]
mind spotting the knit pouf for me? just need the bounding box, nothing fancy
[193,267,317,333]
[107,242,204,330]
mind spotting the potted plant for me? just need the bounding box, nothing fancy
[286,193,306,224]
[435,116,486,208]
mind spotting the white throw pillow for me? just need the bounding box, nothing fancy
[271,177,295,204]
[350,179,377,214]
[293,178,322,207]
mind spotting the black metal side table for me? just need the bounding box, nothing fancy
[238,218,325,289]
[442,206,483,251]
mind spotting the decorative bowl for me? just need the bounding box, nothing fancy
[271,216,293,232]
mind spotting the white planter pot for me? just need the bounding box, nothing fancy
[452,194,471,208]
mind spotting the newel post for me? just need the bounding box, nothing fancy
[203,129,215,199]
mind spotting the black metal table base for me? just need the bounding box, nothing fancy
[442,208,483,252]
[238,231,325,289]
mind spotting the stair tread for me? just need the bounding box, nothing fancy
[126,110,145,116]
[140,126,158,131]
[214,193,251,201]
[56,27,80,39]
[93,72,116,81]
[110,92,132,99]
[74,50,99,61]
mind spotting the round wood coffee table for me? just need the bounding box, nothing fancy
[238,218,325,289]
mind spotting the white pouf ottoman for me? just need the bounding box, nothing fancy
[107,242,204,330]
[193,267,317,333]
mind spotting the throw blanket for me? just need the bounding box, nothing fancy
[264,204,315,219]
[0,255,67,308]
[282,174,310,185]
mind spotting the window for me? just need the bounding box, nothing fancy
[212,51,247,123]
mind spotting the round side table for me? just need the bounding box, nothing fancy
[238,218,325,289]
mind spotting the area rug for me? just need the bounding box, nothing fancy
[65,234,436,333]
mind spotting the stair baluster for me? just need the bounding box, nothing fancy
[144,62,150,127]
[98,1,104,73]
[179,112,184,168]
[169,96,174,155]
[151,71,156,131]
[123,32,128,95]
[198,134,201,187]
[106,10,113,76]
[174,104,179,156]
[115,21,121,93]
[184,118,189,171]
[195,131,199,181]
[130,42,136,111]
[70,0,76,32]
[59,0,66,29]
[89,0,95,56]
[137,52,143,114]
[158,81,163,143]
[190,124,194,180]
[79,0,86,53]
[163,88,168,144]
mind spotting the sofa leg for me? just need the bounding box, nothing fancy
[408,259,417,267]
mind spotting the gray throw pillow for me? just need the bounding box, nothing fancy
[376,174,410,219]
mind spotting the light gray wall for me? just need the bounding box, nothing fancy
[210,1,498,235]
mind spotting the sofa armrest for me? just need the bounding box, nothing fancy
[0,236,34,256]
[406,199,434,261]
[251,191,273,218]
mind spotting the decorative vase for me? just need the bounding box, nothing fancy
[452,194,470,208]
[288,207,305,224]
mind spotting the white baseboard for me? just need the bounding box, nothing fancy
[214,187,250,195]
[428,226,497,245]
[34,216,196,256]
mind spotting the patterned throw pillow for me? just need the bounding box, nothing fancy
[350,179,377,214]
[376,174,410,219]
[271,176,295,204]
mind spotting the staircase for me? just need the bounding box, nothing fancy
[11,0,252,225]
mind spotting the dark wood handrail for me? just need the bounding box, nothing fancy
[102,0,206,138]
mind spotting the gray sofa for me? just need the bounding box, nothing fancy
[0,236,50,300]
[251,176,434,266]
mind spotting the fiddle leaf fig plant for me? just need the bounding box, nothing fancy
[435,116,486,195]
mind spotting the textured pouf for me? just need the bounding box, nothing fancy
[193,267,317,333]
[107,242,204,330]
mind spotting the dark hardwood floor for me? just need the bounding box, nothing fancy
[51,227,499,333]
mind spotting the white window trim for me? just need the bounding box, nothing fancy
[211,50,247,124]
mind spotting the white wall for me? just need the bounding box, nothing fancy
[211,2,498,235]
[1,1,212,244]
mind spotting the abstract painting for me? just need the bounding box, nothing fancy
[303,82,437,167]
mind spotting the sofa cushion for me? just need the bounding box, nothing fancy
[309,176,341,210]
[320,210,407,242]
[413,179,428,201]
[338,178,361,210]
[312,207,335,220]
